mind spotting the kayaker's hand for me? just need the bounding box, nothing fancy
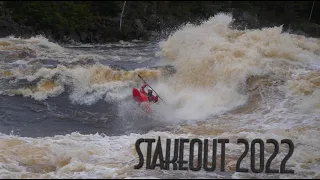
[155,96,159,102]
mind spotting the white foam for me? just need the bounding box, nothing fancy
[152,13,320,123]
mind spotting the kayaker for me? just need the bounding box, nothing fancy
[140,84,159,103]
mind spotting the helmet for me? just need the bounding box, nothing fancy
[147,87,152,92]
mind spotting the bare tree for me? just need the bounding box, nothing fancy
[120,1,126,32]
[309,1,315,21]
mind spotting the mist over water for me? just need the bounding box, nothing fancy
[0,13,319,178]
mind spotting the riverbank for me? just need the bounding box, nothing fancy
[0,1,319,44]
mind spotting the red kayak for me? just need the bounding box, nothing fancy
[132,88,152,114]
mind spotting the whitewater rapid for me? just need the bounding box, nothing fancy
[0,13,319,178]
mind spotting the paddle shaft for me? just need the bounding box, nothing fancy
[138,74,166,103]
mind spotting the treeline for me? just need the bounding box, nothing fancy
[1,1,319,43]
[3,1,117,33]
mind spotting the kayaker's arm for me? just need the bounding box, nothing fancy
[140,84,148,94]
[152,95,159,102]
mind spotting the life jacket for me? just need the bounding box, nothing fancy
[147,91,153,102]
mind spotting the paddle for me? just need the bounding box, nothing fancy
[138,74,166,104]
